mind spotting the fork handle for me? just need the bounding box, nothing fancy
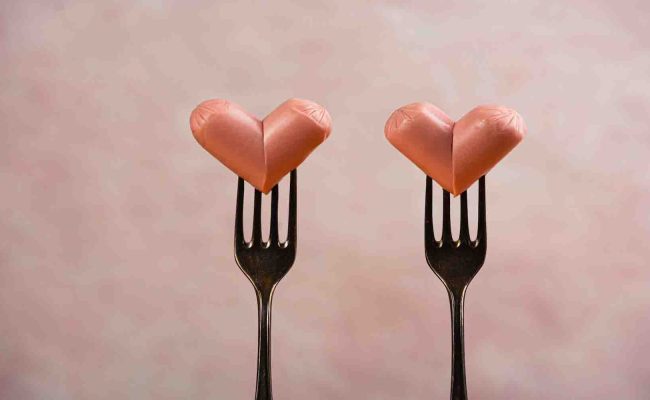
[255,289,274,400]
[449,290,468,400]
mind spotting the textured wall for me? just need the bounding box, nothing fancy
[1,1,649,399]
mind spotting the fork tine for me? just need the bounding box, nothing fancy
[459,191,470,244]
[441,190,453,243]
[269,184,279,245]
[286,169,297,248]
[235,178,246,246]
[252,189,263,245]
[476,176,486,244]
[425,176,435,245]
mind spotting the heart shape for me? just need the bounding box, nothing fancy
[385,103,526,195]
[190,98,331,193]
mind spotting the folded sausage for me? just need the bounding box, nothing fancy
[190,98,331,193]
[385,103,526,195]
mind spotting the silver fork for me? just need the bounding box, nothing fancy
[234,169,297,400]
[425,176,486,400]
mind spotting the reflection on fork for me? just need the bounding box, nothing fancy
[424,175,487,400]
[234,170,297,400]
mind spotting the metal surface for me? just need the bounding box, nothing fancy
[424,175,487,400]
[234,169,297,400]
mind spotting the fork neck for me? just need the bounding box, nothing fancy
[447,282,468,301]
[447,287,468,400]
[256,282,276,302]
[255,286,275,400]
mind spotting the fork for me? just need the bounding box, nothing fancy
[424,175,486,400]
[234,169,297,400]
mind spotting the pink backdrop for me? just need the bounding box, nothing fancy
[1,1,649,399]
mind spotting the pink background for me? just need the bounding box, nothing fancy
[2,1,649,399]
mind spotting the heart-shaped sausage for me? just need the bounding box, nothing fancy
[385,103,526,195]
[190,98,331,193]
